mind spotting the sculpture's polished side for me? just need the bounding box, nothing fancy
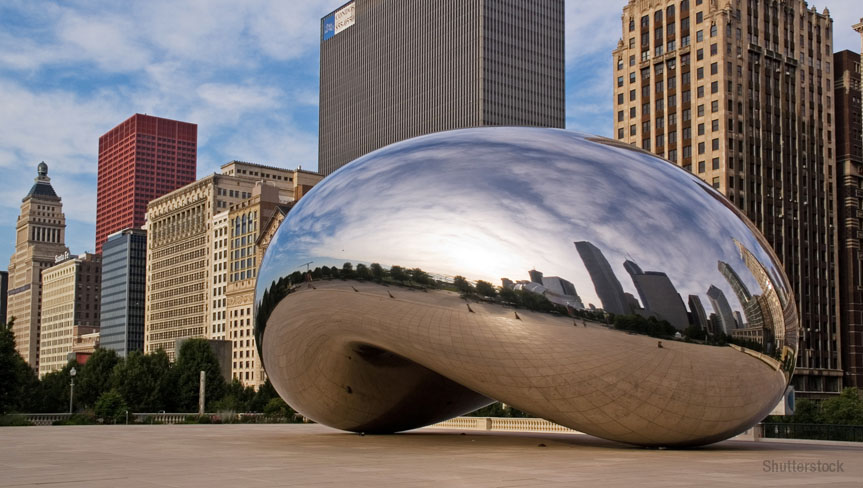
[255,128,798,447]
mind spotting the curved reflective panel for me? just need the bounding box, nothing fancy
[256,128,798,447]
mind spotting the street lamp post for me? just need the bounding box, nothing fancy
[69,367,77,414]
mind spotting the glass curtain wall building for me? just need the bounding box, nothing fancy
[100,228,147,356]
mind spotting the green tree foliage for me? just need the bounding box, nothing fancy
[498,286,520,305]
[355,263,371,280]
[389,265,408,282]
[38,363,77,413]
[111,349,174,412]
[474,280,497,298]
[613,314,676,338]
[410,268,431,285]
[173,339,227,412]
[683,324,706,341]
[263,397,295,418]
[820,388,863,425]
[516,289,554,312]
[0,318,41,414]
[77,348,120,408]
[94,390,129,424]
[369,263,385,280]
[341,262,354,279]
[453,275,473,294]
[214,379,257,412]
[786,398,821,424]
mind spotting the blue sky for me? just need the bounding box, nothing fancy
[0,0,860,269]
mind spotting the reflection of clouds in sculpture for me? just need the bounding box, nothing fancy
[259,128,779,320]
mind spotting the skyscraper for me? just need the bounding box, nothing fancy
[623,259,689,330]
[613,0,839,396]
[39,253,101,377]
[688,294,708,330]
[0,270,7,325]
[574,241,628,315]
[96,114,197,254]
[100,228,147,357]
[706,285,734,335]
[318,0,565,175]
[833,46,862,388]
[6,163,69,369]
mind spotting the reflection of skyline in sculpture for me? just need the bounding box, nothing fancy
[688,295,709,331]
[707,285,735,334]
[574,241,628,315]
[734,239,789,353]
[623,259,689,330]
[510,269,585,310]
[528,269,543,284]
[718,260,763,333]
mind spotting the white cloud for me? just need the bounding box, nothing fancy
[565,0,622,63]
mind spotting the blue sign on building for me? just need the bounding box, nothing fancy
[322,13,336,41]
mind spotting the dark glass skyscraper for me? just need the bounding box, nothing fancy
[318,0,565,175]
[100,228,147,356]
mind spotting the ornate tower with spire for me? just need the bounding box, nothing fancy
[7,163,69,369]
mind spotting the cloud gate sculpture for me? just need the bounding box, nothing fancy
[255,128,798,447]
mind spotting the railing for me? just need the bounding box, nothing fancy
[432,417,581,434]
[761,423,863,443]
[8,412,302,425]
[13,413,73,426]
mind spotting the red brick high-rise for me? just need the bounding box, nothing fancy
[96,114,197,254]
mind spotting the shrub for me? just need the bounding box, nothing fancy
[94,390,129,424]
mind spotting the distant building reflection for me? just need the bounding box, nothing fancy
[574,241,628,315]
[688,295,709,332]
[707,285,735,334]
[623,259,689,330]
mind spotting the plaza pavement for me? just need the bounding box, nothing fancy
[1,423,862,487]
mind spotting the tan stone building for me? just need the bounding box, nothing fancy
[7,163,69,369]
[145,162,322,361]
[211,211,229,341]
[613,0,839,396]
[225,183,294,388]
[38,253,102,377]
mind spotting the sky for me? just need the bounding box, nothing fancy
[0,0,860,270]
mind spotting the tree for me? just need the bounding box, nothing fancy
[341,262,354,279]
[389,265,408,282]
[498,286,521,305]
[410,268,431,285]
[249,379,279,412]
[0,318,41,414]
[38,363,77,413]
[355,263,371,280]
[453,275,473,294]
[77,348,120,408]
[173,339,228,412]
[820,388,863,425]
[475,280,496,298]
[214,379,256,412]
[786,398,821,424]
[264,397,295,418]
[94,390,129,424]
[111,349,174,412]
[369,263,385,281]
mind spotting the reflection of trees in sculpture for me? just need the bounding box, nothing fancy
[613,314,676,339]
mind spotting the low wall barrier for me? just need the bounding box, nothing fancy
[432,417,581,434]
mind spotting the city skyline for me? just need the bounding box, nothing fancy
[1,0,859,269]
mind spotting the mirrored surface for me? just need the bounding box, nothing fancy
[256,127,798,447]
